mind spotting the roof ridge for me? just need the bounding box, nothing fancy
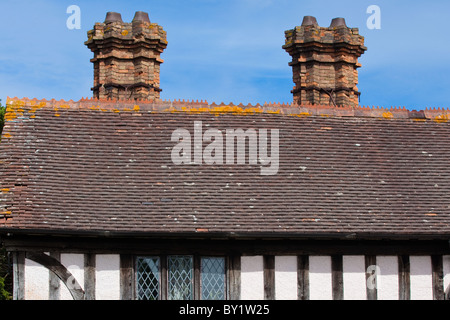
[5,96,450,122]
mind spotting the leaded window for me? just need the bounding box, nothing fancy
[136,255,227,300]
[201,257,226,300]
[136,257,160,300]
[168,255,194,300]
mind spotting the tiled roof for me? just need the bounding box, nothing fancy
[1,97,450,239]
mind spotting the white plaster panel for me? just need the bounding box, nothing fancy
[59,254,84,300]
[309,256,332,300]
[274,256,297,300]
[410,256,433,300]
[24,258,49,300]
[95,254,120,300]
[376,256,399,300]
[240,256,264,300]
[343,255,366,300]
[443,255,450,298]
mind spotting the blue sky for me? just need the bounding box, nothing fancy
[0,0,449,110]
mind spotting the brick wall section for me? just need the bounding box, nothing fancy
[283,16,367,107]
[85,12,167,101]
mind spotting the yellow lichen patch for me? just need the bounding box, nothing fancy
[122,30,129,36]
[9,100,25,108]
[54,113,61,117]
[113,109,120,113]
[2,211,12,215]
[90,105,100,111]
[1,188,10,193]
[29,102,47,114]
[4,111,18,122]
[4,100,26,121]
[292,112,311,117]
[215,105,244,114]
[133,105,140,112]
[164,107,178,113]
[30,115,36,119]
[382,112,394,119]
[59,104,71,109]
[434,114,449,123]
[166,105,279,116]
[242,107,264,114]
[208,105,263,115]
[123,107,132,112]
[173,105,263,115]
[2,133,11,139]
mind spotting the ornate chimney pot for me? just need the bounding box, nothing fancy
[133,11,151,23]
[283,16,367,107]
[85,12,167,101]
[104,12,123,24]
[301,16,319,27]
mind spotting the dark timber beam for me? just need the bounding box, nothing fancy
[331,255,343,300]
[398,255,411,300]
[263,255,275,300]
[297,255,309,300]
[228,255,241,300]
[13,252,25,300]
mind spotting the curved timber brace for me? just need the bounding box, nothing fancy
[25,252,85,300]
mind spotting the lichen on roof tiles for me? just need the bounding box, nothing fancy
[1,95,450,238]
[5,96,450,121]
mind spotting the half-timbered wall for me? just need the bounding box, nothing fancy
[15,253,450,300]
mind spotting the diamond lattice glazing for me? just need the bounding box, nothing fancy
[136,257,160,300]
[201,257,225,300]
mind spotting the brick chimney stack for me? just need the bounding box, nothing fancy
[283,16,367,107]
[85,11,168,101]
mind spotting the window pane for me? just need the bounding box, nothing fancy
[168,256,193,300]
[136,257,160,300]
[201,257,226,300]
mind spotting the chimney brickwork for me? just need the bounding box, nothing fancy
[283,16,367,107]
[85,12,167,101]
